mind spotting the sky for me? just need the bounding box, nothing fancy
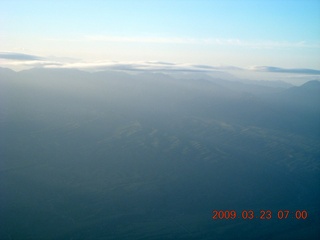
[1,0,320,83]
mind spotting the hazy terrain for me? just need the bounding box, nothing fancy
[1,67,319,239]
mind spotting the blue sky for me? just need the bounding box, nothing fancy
[1,0,319,82]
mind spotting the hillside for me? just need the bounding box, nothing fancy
[0,68,319,239]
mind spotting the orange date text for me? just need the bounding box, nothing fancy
[212,210,308,220]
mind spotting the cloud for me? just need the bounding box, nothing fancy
[191,64,242,71]
[145,61,176,66]
[0,52,44,61]
[0,52,67,70]
[251,66,320,75]
[82,35,320,49]
[51,61,243,73]
[44,35,320,49]
[0,53,240,72]
[84,35,196,44]
[1,52,319,77]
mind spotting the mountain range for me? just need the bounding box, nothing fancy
[0,67,319,239]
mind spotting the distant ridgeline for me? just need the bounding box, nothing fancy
[1,67,319,240]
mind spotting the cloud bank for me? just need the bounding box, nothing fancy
[0,52,63,69]
[251,66,320,75]
[45,61,243,73]
[0,52,44,61]
[1,52,320,77]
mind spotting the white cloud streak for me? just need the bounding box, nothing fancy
[43,36,320,49]
[45,60,244,73]
[83,35,319,49]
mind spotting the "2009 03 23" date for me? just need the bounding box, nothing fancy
[212,210,308,220]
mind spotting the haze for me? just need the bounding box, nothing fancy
[1,0,320,84]
[1,1,320,239]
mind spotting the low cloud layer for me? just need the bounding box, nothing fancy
[0,52,44,61]
[0,54,240,73]
[0,52,63,69]
[252,66,320,75]
[56,61,242,73]
[1,52,320,78]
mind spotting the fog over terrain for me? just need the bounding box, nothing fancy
[0,67,320,239]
